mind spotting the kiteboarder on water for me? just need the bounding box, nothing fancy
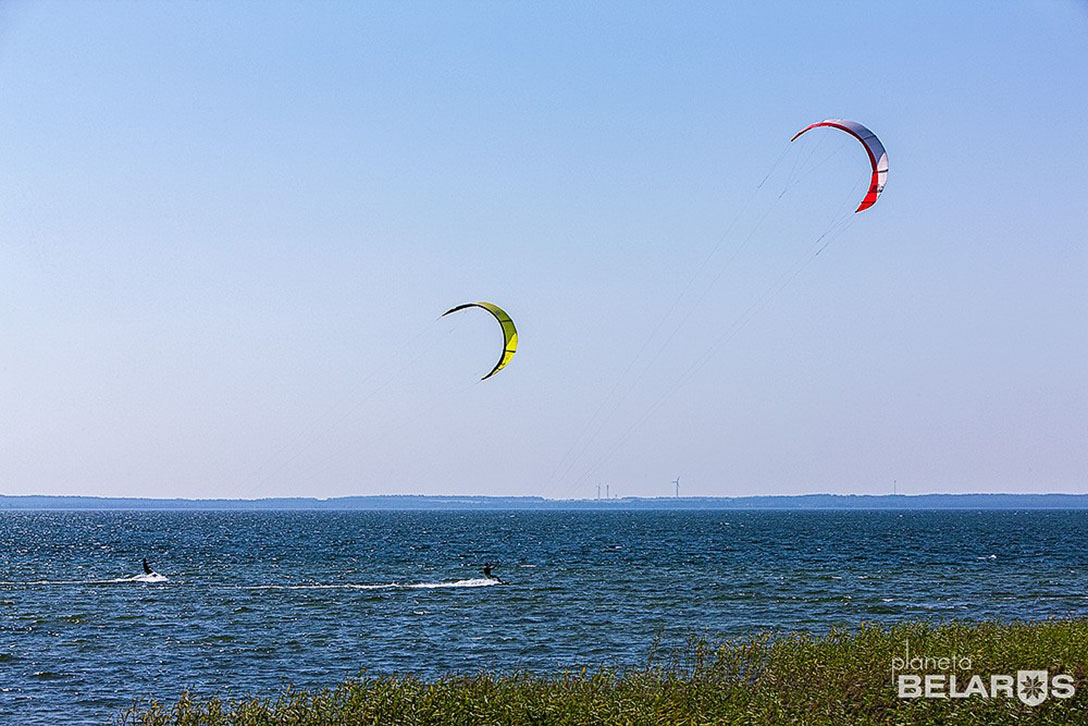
[482,563,506,584]
[142,558,153,575]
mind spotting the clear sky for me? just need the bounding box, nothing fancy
[0,1,1085,499]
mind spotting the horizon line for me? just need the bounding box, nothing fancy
[3,491,1088,501]
[2,492,1087,511]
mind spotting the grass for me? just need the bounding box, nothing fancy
[121,619,1088,725]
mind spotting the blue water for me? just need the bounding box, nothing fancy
[1,509,1086,724]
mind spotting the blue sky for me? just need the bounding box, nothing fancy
[0,1,1085,499]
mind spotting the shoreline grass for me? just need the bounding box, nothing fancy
[122,619,1088,725]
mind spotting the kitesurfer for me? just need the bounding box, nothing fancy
[142,558,153,576]
[482,563,506,584]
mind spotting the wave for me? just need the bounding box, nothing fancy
[243,578,501,591]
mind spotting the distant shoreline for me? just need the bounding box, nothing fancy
[2,493,1087,510]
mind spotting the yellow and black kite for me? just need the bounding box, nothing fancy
[441,302,518,380]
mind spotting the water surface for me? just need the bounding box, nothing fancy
[1,509,1086,724]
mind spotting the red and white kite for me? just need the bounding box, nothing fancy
[791,119,888,212]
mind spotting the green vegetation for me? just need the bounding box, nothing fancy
[122,619,1088,725]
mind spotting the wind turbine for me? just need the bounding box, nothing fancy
[673,476,680,498]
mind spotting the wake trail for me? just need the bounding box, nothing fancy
[240,578,501,591]
[0,573,168,585]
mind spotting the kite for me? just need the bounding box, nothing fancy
[791,119,888,212]
[441,302,518,380]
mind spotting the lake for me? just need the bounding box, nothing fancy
[2,509,1086,724]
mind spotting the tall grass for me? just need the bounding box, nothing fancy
[121,619,1088,725]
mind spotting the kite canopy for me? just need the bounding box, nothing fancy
[791,119,888,213]
[441,302,518,380]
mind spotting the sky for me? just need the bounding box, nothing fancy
[0,1,1085,499]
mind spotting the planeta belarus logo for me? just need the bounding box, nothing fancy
[891,641,1075,706]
